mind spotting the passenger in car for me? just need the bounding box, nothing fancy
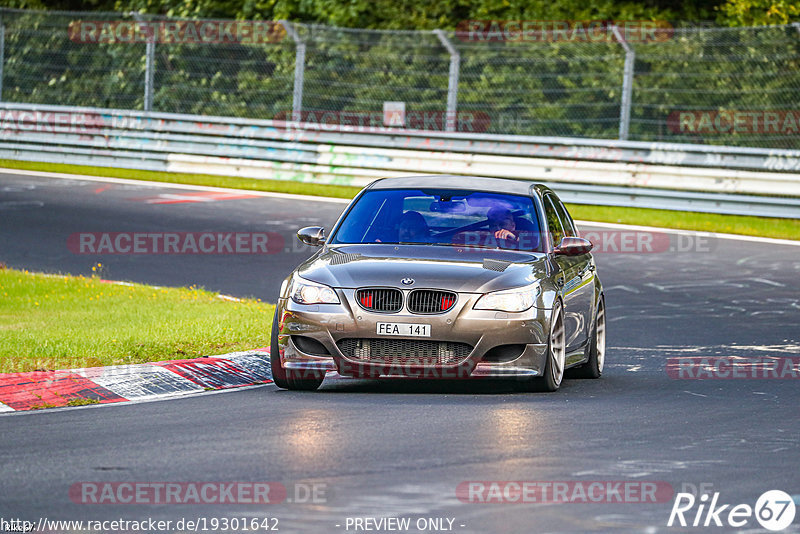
[398,211,430,243]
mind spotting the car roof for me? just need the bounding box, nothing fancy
[366,175,551,197]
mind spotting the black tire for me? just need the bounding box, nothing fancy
[568,295,606,379]
[270,309,324,391]
[520,301,565,392]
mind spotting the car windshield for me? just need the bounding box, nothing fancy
[330,188,543,252]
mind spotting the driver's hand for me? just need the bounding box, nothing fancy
[494,229,517,241]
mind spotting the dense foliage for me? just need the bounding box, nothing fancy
[1,0,796,27]
[0,1,797,148]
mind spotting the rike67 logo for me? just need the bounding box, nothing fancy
[668,490,796,531]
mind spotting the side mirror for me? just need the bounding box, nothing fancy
[297,226,326,247]
[554,236,593,256]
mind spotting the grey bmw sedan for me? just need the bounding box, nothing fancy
[271,175,605,392]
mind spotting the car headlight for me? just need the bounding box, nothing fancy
[473,283,541,313]
[290,277,340,305]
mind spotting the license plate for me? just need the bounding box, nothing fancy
[376,322,431,337]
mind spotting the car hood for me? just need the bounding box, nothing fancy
[296,244,549,293]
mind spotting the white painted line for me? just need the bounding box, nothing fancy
[1,166,796,245]
[0,167,351,204]
[0,402,14,413]
[575,220,800,247]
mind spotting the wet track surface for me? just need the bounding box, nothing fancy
[1,171,799,533]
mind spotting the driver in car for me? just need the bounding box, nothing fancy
[488,206,519,244]
[487,206,538,250]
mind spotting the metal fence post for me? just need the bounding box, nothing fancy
[433,29,460,132]
[0,14,5,102]
[144,39,155,112]
[611,25,635,141]
[280,20,305,121]
[133,13,155,112]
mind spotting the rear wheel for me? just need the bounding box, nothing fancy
[568,296,605,379]
[520,301,565,392]
[270,309,324,391]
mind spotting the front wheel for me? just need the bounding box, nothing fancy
[568,295,606,379]
[270,309,324,391]
[520,301,565,392]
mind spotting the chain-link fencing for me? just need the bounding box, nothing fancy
[0,8,798,149]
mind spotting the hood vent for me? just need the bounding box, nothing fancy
[328,253,362,266]
[482,258,511,272]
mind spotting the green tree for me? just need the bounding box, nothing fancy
[717,0,800,25]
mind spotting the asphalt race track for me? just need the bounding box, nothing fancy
[1,171,799,533]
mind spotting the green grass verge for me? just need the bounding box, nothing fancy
[566,204,800,241]
[0,158,361,200]
[0,267,273,374]
[1,158,798,240]
[29,398,101,410]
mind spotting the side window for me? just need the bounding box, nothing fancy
[543,194,565,248]
[551,195,577,237]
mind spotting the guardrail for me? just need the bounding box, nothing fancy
[1,102,799,218]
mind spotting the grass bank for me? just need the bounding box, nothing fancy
[0,266,272,373]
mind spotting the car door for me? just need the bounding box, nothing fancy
[543,193,595,355]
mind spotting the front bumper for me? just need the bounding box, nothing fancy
[275,289,550,379]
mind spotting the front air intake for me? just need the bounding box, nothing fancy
[337,338,472,365]
[407,290,457,314]
[355,288,403,313]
